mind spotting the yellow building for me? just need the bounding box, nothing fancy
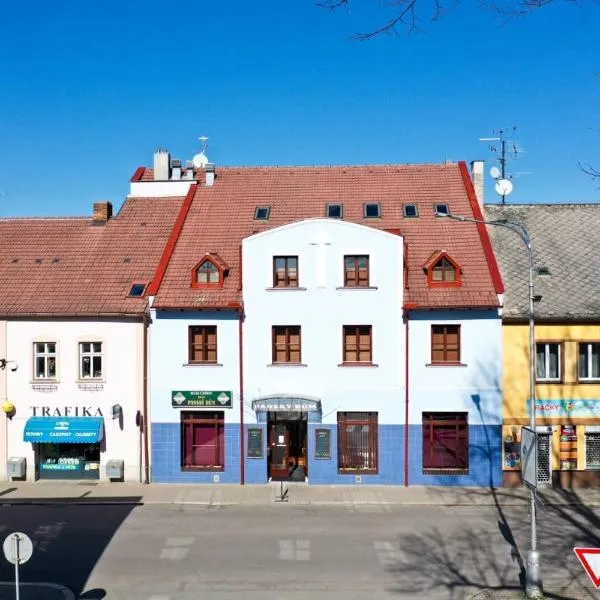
[486,204,600,487]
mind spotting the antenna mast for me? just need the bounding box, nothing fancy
[479,127,522,204]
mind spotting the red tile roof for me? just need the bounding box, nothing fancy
[150,161,503,310]
[0,197,183,317]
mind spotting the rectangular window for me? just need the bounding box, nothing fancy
[188,326,217,363]
[586,433,600,470]
[273,256,298,288]
[343,325,372,363]
[344,255,369,287]
[431,325,460,363]
[422,412,469,473]
[536,342,561,381]
[79,342,103,379]
[272,326,301,363]
[337,412,378,474]
[180,411,224,471]
[33,342,57,379]
[579,342,600,381]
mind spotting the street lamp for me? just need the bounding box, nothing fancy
[0,359,18,372]
[437,211,543,599]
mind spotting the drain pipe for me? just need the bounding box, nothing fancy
[142,314,150,484]
[403,306,413,487]
[238,307,245,485]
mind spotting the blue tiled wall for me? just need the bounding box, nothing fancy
[407,424,502,487]
[308,424,404,485]
[151,423,241,483]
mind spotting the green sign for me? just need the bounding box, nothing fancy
[171,390,233,408]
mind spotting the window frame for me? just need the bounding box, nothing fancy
[33,341,57,380]
[434,203,449,216]
[337,412,379,474]
[326,203,343,219]
[536,341,562,382]
[578,342,600,382]
[271,325,302,364]
[180,411,225,472]
[272,256,299,288]
[363,203,381,218]
[403,204,419,218]
[430,325,461,365]
[343,255,370,288]
[79,341,103,380]
[188,326,218,364]
[191,255,227,289]
[422,412,469,474]
[342,325,373,364]
[254,206,271,220]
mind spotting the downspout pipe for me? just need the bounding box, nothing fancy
[404,309,410,487]
[238,308,245,485]
[143,314,150,484]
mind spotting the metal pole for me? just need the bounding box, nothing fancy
[525,235,543,599]
[14,534,20,600]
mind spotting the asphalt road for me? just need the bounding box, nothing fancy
[0,498,598,600]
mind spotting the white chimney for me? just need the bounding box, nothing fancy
[470,160,484,206]
[153,148,171,181]
[171,158,182,181]
[205,163,215,187]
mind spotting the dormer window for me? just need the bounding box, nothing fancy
[191,254,229,289]
[424,251,462,287]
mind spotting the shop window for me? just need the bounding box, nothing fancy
[431,325,460,364]
[337,412,378,474]
[344,255,369,287]
[272,326,301,363]
[181,411,224,471]
[188,326,217,364]
[33,342,57,379]
[38,442,101,480]
[586,432,600,470]
[503,427,521,469]
[273,256,298,288]
[579,342,600,381]
[422,412,468,474]
[79,342,103,379]
[559,425,578,470]
[536,342,561,381]
[343,325,372,363]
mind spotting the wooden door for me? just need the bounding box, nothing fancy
[269,423,290,479]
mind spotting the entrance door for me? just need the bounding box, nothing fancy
[537,433,552,485]
[269,423,290,479]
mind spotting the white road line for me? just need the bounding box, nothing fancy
[159,535,194,561]
[279,539,311,561]
[148,596,171,600]
[374,540,401,567]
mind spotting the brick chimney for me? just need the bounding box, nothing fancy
[93,201,113,224]
[470,160,484,207]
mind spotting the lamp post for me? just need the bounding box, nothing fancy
[0,359,18,372]
[438,212,542,598]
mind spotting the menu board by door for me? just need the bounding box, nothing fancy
[315,429,331,459]
[247,428,263,458]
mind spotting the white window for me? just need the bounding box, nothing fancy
[586,433,600,470]
[579,343,600,381]
[79,342,103,379]
[536,342,561,381]
[33,342,57,379]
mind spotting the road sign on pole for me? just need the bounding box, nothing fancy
[574,547,600,588]
[521,426,538,489]
[3,532,33,600]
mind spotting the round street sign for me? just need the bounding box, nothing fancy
[3,532,33,565]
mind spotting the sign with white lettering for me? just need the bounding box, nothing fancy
[171,391,233,408]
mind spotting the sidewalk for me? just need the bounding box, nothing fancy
[1,481,600,507]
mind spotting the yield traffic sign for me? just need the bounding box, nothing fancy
[574,547,600,588]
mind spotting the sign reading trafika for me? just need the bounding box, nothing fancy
[574,547,600,588]
[3,531,34,600]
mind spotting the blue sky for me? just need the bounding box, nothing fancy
[0,0,598,216]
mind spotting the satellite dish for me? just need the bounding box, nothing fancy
[192,151,208,168]
[490,166,501,179]
[495,178,513,196]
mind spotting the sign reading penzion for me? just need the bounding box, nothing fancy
[171,390,233,408]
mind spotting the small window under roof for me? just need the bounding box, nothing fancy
[128,283,146,297]
[403,204,418,218]
[327,203,343,219]
[254,206,271,220]
[435,203,449,216]
[364,203,381,218]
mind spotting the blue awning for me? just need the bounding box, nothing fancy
[23,417,104,444]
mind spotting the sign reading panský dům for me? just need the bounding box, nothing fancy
[171,390,233,408]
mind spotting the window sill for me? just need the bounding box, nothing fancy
[423,469,469,475]
[338,362,379,367]
[267,363,308,367]
[31,379,59,384]
[182,362,223,367]
[535,379,562,384]
[338,470,378,475]
[77,379,105,384]
[335,286,378,291]
[426,362,468,368]
[265,287,307,291]
[577,379,600,384]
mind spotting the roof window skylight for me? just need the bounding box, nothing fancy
[364,203,381,218]
[254,206,271,220]
[435,204,449,216]
[327,203,343,219]
[403,204,418,218]
[128,283,146,297]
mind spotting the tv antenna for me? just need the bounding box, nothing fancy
[479,127,524,204]
[192,136,210,169]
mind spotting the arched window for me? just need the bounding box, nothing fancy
[191,254,229,289]
[424,251,462,287]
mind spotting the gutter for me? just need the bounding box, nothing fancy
[238,307,245,485]
[142,314,150,484]
[404,309,410,487]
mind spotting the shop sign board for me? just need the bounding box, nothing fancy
[529,399,600,418]
[574,547,600,588]
[171,391,232,408]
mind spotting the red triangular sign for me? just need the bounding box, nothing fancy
[574,547,600,588]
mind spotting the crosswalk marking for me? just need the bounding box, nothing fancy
[159,536,194,561]
[279,539,311,561]
[374,540,401,567]
[345,503,391,513]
